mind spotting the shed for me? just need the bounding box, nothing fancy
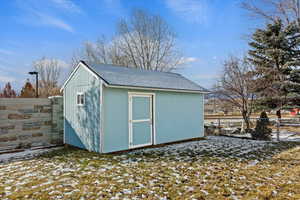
[61,61,208,153]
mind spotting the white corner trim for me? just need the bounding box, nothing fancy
[152,93,156,145]
[60,62,100,92]
[128,94,132,149]
[63,90,66,144]
[202,94,205,137]
[100,80,104,153]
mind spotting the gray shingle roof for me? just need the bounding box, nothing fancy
[83,61,208,93]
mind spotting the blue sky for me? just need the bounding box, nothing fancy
[0,0,259,90]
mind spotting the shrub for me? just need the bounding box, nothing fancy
[251,111,272,140]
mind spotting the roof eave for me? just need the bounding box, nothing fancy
[61,61,210,94]
[103,82,210,94]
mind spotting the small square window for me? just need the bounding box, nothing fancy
[77,93,85,106]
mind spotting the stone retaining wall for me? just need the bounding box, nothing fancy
[0,97,63,151]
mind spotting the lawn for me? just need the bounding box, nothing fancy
[1,136,300,199]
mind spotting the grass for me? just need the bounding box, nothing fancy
[280,126,300,133]
[0,137,300,199]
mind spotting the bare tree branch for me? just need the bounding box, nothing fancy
[72,9,183,72]
[242,0,300,26]
[215,56,256,129]
[33,57,63,97]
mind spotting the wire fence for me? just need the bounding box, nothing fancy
[204,117,300,141]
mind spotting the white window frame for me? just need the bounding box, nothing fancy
[76,92,85,106]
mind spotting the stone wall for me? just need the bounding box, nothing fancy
[0,97,63,151]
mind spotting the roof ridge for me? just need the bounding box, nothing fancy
[83,61,181,76]
[83,61,208,93]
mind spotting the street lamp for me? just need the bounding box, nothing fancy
[28,71,38,98]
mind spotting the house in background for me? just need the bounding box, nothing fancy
[61,61,208,153]
[290,108,300,116]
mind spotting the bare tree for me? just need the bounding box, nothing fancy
[33,57,62,97]
[71,36,132,68]
[116,9,182,71]
[73,9,183,72]
[242,0,300,26]
[215,56,256,129]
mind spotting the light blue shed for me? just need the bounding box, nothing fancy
[61,61,208,153]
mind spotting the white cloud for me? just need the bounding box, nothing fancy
[15,0,75,33]
[34,11,74,32]
[183,57,198,63]
[178,57,199,65]
[50,0,82,14]
[0,49,14,55]
[165,0,208,24]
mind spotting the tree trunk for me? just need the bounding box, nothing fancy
[242,111,250,130]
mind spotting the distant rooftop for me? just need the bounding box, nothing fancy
[82,61,209,93]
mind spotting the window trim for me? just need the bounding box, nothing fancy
[76,92,85,106]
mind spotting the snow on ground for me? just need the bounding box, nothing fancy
[129,136,276,160]
[222,130,300,142]
[0,136,299,199]
[0,147,63,164]
[0,136,293,164]
[273,131,300,141]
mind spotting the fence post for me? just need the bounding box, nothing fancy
[241,121,245,133]
[218,118,221,135]
[276,119,280,142]
[48,96,64,145]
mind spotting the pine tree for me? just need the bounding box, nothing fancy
[284,66,300,108]
[251,111,272,140]
[248,19,300,109]
[19,79,36,98]
[1,82,16,98]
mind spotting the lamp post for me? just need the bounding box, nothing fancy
[28,71,38,98]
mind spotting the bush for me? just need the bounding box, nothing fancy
[251,111,272,140]
[204,125,217,135]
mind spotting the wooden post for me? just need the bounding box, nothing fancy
[241,121,245,133]
[277,119,280,142]
[218,118,221,135]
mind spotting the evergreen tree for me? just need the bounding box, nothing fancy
[1,82,16,98]
[19,79,36,98]
[248,19,300,110]
[252,111,272,140]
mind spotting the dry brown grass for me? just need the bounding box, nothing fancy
[0,138,300,199]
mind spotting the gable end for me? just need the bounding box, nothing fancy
[60,62,100,91]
